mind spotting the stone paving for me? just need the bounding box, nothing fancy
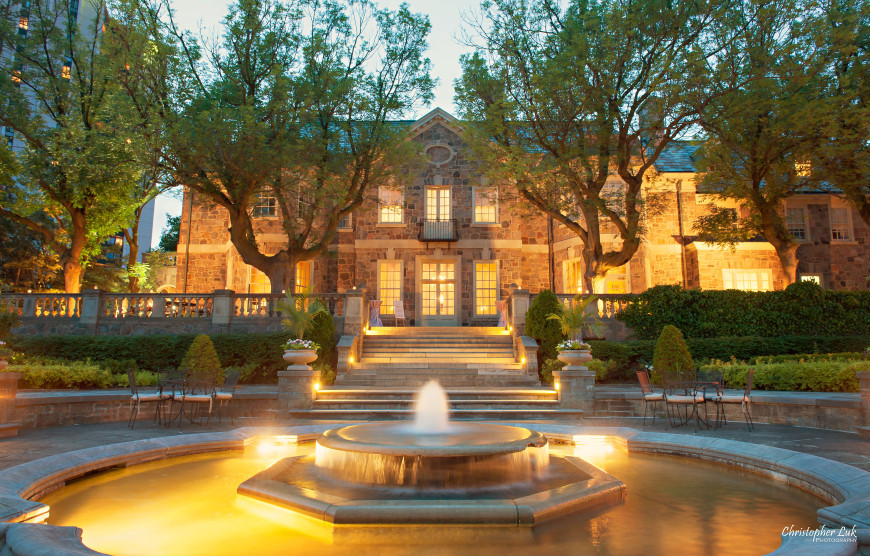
[1,414,869,473]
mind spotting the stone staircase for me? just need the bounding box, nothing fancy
[292,387,583,420]
[334,327,537,388]
[288,327,579,420]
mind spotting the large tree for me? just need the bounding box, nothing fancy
[114,0,433,292]
[455,0,741,292]
[693,0,832,284]
[816,0,870,227]
[0,0,148,292]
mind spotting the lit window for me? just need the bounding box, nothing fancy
[800,274,822,286]
[338,213,352,229]
[378,261,402,315]
[474,188,498,223]
[295,261,312,293]
[795,160,811,177]
[564,259,584,294]
[252,191,277,217]
[475,261,498,315]
[11,70,21,85]
[599,265,627,294]
[379,188,403,223]
[830,207,852,241]
[62,64,71,80]
[786,207,807,241]
[249,267,271,293]
[722,269,772,291]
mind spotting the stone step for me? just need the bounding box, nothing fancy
[313,399,560,410]
[362,341,513,348]
[316,388,558,401]
[347,370,526,377]
[361,352,515,359]
[289,408,584,420]
[350,362,523,370]
[334,379,540,387]
[365,327,510,337]
[359,356,518,364]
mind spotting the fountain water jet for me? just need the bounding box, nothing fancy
[238,382,626,525]
[412,380,450,433]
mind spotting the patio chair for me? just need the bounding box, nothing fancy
[713,369,755,431]
[172,370,216,428]
[127,368,165,429]
[662,370,708,429]
[636,369,664,426]
[393,300,406,326]
[214,370,240,424]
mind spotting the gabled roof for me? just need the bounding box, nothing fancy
[407,107,464,137]
[653,142,702,173]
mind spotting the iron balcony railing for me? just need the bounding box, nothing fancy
[419,219,459,241]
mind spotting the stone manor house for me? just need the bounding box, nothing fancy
[175,108,870,326]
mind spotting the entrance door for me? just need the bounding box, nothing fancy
[420,261,457,326]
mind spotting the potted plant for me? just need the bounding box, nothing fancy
[548,295,599,367]
[278,288,328,367]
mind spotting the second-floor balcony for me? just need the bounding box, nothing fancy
[419,219,459,242]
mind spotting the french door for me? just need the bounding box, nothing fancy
[419,261,457,326]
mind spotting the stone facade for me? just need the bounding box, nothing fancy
[177,108,870,325]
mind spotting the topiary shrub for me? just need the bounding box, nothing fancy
[539,358,564,384]
[179,334,221,373]
[652,325,694,379]
[526,290,565,369]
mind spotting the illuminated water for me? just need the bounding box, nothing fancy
[412,380,450,433]
[43,440,823,556]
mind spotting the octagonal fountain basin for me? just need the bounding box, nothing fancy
[238,421,626,526]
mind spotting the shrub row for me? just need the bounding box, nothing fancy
[699,359,870,392]
[8,327,337,384]
[617,282,870,339]
[8,360,160,389]
[587,335,870,382]
[539,358,617,384]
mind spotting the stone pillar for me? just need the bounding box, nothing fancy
[553,368,596,412]
[517,336,540,378]
[857,372,870,425]
[21,296,36,318]
[0,372,21,438]
[278,351,319,411]
[79,289,103,333]
[342,288,367,337]
[336,335,357,379]
[510,288,530,337]
[211,289,234,332]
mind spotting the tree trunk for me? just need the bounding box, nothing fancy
[772,241,798,285]
[126,209,141,293]
[759,204,798,286]
[63,261,84,294]
[62,211,88,293]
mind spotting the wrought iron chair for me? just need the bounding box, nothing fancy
[662,370,708,429]
[127,368,164,429]
[214,370,240,424]
[636,369,664,426]
[172,370,216,428]
[713,369,755,431]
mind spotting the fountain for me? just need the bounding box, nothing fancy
[238,380,626,525]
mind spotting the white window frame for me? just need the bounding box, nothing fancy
[800,274,824,287]
[722,269,773,291]
[786,206,809,242]
[425,186,452,221]
[248,266,271,294]
[377,260,403,315]
[378,187,404,224]
[295,260,313,294]
[472,187,499,224]
[473,260,500,316]
[252,191,278,218]
[337,212,352,230]
[562,258,586,294]
[829,206,853,242]
[595,264,629,295]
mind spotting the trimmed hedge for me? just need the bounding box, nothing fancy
[7,362,160,389]
[699,359,870,392]
[525,290,565,367]
[617,282,870,339]
[588,335,870,381]
[8,330,337,384]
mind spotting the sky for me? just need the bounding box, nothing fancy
[150,0,474,248]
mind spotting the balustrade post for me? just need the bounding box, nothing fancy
[509,286,530,337]
[211,289,234,332]
[342,288,367,337]
[21,295,36,318]
[79,289,103,333]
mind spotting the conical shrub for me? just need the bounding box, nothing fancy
[179,334,221,374]
[526,290,565,365]
[652,325,694,379]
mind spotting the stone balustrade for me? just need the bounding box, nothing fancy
[0,290,346,336]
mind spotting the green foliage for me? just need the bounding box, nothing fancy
[652,325,695,379]
[617,283,870,339]
[10,361,113,389]
[540,358,563,384]
[178,335,221,373]
[526,290,566,366]
[278,290,329,340]
[0,312,20,340]
[700,359,870,392]
[540,357,616,384]
[312,361,336,386]
[547,295,599,342]
[158,216,181,252]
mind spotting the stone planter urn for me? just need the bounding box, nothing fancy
[557,349,593,368]
[279,348,319,412]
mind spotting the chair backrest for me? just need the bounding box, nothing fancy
[221,370,240,394]
[636,369,654,395]
[660,371,683,395]
[127,368,138,396]
[394,300,405,319]
[744,369,755,397]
